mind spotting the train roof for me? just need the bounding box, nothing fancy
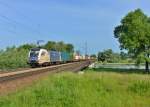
[30,48,41,51]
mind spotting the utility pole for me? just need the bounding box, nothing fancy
[85,42,88,56]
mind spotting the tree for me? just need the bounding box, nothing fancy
[44,41,74,53]
[17,44,36,50]
[44,41,56,50]
[65,44,74,53]
[90,54,97,59]
[55,41,65,51]
[98,49,114,63]
[114,9,150,72]
[98,52,105,62]
[120,51,128,60]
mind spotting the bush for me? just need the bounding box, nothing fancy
[0,48,29,70]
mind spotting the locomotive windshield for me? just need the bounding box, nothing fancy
[30,51,39,57]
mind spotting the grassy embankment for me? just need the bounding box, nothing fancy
[0,69,150,107]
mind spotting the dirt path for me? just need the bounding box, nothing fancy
[0,71,51,96]
[0,68,31,74]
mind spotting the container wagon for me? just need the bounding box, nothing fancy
[49,51,61,64]
[60,52,72,63]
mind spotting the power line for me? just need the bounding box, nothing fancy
[0,1,35,23]
[0,28,18,35]
[6,29,18,34]
[0,1,44,35]
[0,14,41,35]
[85,42,88,56]
[0,16,16,28]
[0,18,18,34]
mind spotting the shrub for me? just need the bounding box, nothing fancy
[0,48,29,70]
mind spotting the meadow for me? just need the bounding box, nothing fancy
[0,69,150,107]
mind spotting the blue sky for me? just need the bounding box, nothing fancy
[0,0,149,54]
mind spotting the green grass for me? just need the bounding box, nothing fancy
[0,70,150,107]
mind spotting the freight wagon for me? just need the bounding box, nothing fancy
[61,52,72,62]
[49,51,61,63]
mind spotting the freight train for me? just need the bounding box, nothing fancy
[28,48,86,67]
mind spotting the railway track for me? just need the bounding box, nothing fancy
[0,60,94,95]
[0,60,92,83]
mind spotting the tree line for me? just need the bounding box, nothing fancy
[18,41,74,53]
[98,49,133,63]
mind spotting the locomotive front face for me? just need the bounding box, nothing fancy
[29,50,40,63]
[28,48,50,66]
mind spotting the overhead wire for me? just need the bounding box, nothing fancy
[0,1,44,35]
[0,14,41,35]
[0,17,18,34]
[0,1,35,22]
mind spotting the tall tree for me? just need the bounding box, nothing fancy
[65,44,74,53]
[17,44,36,50]
[90,54,97,59]
[114,9,150,72]
[98,52,105,62]
[44,41,74,53]
[98,49,115,63]
[44,41,56,50]
[55,41,65,51]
